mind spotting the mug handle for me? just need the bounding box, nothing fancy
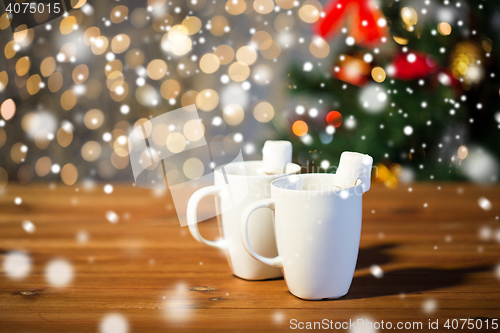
[187,185,226,249]
[240,198,283,268]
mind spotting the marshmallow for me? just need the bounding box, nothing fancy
[334,151,373,192]
[262,140,292,175]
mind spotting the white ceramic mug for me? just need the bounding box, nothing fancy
[240,173,369,299]
[187,161,301,280]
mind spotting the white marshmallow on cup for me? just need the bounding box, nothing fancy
[334,151,373,192]
[262,140,292,175]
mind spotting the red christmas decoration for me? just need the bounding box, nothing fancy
[315,0,388,48]
[388,51,437,80]
[326,111,343,127]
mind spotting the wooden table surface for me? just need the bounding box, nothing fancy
[0,182,499,332]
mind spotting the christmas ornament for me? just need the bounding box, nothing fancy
[316,0,388,47]
[333,54,371,86]
[387,51,437,80]
[326,111,343,127]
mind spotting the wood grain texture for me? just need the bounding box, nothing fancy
[0,183,499,332]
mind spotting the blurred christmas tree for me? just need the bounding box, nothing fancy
[284,0,500,185]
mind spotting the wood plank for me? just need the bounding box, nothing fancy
[0,183,499,332]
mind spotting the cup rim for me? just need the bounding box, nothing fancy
[270,173,364,194]
[214,160,301,179]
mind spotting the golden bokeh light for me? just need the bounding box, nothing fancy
[147,59,168,80]
[299,4,321,23]
[111,151,129,170]
[125,49,145,69]
[10,142,27,164]
[26,74,41,95]
[183,119,205,142]
[209,16,229,36]
[214,44,235,65]
[160,79,181,100]
[401,7,418,26]
[182,16,202,35]
[113,135,130,157]
[70,0,87,8]
[228,61,251,82]
[81,141,102,162]
[169,24,189,43]
[183,157,204,180]
[276,0,294,9]
[13,25,28,44]
[458,146,468,160]
[40,57,56,77]
[111,34,131,54]
[0,13,10,30]
[72,64,89,84]
[4,41,17,59]
[371,67,386,83]
[48,72,63,93]
[135,84,157,106]
[253,101,275,123]
[196,89,219,111]
[254,0,274,14]
[35,156,52,177]
[61,163,78,185]
[60,16,77,35]
[236,46,258,65]
[181,90,198,107]
[111,5,128,24]
[438,22,452,36]
[83,27,100,46]
[223,104,245,126]
[91,36,109,55]
[84,109,105,130]
[110,81,128,102]
[200,53,221,74]
[166,132,187,153]
[61,90,77,110]
[251,31,272,50]
[226,0,246,15]
[163,28,193,56]
[151,123,169,146]
[105,59,123,79]
[1,99,15,120]
[16,56,31,76]
[0,71,7,91]
[57,126,73,147]
[252,64,273,85]
[393,36,409,45]
[148,0,166,8]
[310,37,330,58]
[34,130,50,150]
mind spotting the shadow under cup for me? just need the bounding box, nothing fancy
[269,174,364,300]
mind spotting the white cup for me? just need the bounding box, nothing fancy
[187,160,301,280]
[240,173,369,299]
